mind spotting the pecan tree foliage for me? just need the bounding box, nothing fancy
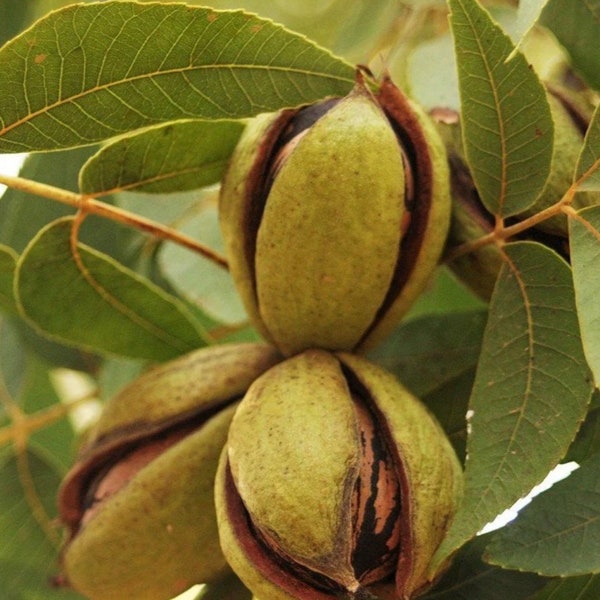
[0,1,599,599]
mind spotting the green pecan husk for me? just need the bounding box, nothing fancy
[58,343,281,600]
[219,75,451,355]
[216,349,463,600]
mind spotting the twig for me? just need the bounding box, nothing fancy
[0,394,94,447]
[444,189,575,263]
[0,173,229,270]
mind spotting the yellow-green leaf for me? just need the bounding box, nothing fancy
[511,0,551,44]
[575,105,600,191]
[569,205,600,384]
[541,0,600,90]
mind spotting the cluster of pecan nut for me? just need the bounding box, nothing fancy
[58,76,464,600]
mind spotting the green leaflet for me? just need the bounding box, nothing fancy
[541,0,600,91]
[368,309,487,397]
[432,241,592,570]
[15,217,210,360]
[575,105,600,191]
[511,0,551,44]
[0,2,354,152]
[421,534,544,600]
[79,120,245,195]
[449,0,553,217]
[569,206,600,385]
[486,452,600,576]
[533,574,600,600]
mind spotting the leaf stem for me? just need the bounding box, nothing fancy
[443,230,496,263]
[0,385,98,547]
[0,173,229,270]
[444,187,577,262]
[0,394,94,448]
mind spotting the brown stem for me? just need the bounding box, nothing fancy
[443,229,498,263]
[0,387,95,547]
[0,393,96,448]
[0,173,229,270]
[445,187,576,262]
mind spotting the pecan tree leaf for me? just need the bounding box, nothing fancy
[449,0,554,217]
[15,216,209,360]
[0,2,354,152]
[79,119,245,195]
[486,452,600,576]
[574,105,600,191]
[432,241,592,570]
[569,206,600,385]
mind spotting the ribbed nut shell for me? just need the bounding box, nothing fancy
[216,350,463,600]
[58,343,281,600]
[219,76,450,355]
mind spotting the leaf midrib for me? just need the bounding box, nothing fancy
[468,250,536,520]
[456,0,508,215]
[0,62,354,137]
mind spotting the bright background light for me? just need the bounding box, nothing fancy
[479,461,579,534]
[0,153,28,197]
[173,585,203,600]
